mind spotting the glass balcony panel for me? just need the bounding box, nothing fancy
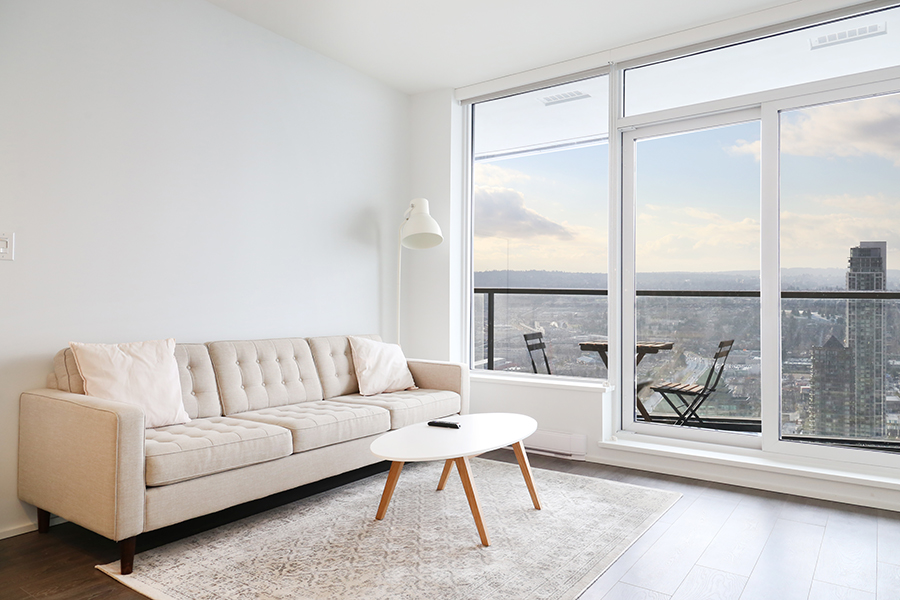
[472,291,608,378]
[636,296,761,430]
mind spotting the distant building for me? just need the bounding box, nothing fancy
[886,396,900,439]
[808,335,854,436]
[846,241,886,437]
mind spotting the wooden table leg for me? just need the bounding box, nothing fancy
[375,461,404,520]
[635,397,653,422]
[437,459,454,491]
[512,441,541,510]
[455,456,490,546]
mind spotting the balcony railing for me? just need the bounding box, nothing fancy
[474,286,900,447]
[476,287,900,370]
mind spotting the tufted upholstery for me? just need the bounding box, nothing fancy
[208,338,323,416]
[331,389,461,429]
[230,400,390,453]
[50,344,222,419]
[21,333,469,576]
[51,348,85,394]
[144,417,292,487]
[174,345,221,419]
[307,334,380,399]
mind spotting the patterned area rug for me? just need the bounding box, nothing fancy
[98,458,680,600]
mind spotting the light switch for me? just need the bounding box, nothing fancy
[0,232,14,261]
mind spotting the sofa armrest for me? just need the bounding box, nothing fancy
[406,360,470,415]
[18,389,146,541]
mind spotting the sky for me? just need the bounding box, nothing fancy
[473,91,900,283]
[473,144,607,274]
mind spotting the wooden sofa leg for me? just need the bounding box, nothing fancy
[119,537,137,575]
[37,508,50,533]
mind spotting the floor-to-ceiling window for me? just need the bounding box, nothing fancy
[471,76,610,378]
[468,3,900,460]
[620,3,900,450]
[777,90,900,450]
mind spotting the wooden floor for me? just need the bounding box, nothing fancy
[2,452,898,599]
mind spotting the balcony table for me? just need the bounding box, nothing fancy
[579,340,674,420]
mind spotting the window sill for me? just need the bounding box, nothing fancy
[470,369,613,392]
[598,431,900,509]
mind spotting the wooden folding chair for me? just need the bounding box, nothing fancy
[651,340,734,426]
[524,332,551,375]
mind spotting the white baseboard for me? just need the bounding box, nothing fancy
[1,515,66,541]
[1,521,37,540]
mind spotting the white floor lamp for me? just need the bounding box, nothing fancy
[398,198,443,344]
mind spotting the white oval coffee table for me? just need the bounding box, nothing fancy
[370,412,541,546]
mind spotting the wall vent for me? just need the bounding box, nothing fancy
[810,22,887,49]
[522,429,587,460]
[541,90,591,106]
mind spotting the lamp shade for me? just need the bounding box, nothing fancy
[400,198,443,249]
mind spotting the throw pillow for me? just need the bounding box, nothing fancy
[349,336,417,396]
[69,338,190,428]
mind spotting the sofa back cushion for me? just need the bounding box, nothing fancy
[51,348,85,394]
[307,334,380,399]
[175,344,222,419]
[208,338,323,415]
[50,344,222,419]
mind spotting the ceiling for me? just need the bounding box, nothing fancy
[203,0,869,95]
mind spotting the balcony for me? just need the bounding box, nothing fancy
[473,287,900,446]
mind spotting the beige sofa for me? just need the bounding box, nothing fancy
[18,335,468,574]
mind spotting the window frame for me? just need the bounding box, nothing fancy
[760,73,900,469]
[462,4,900,472]
[615,67,900,463]
[619,107,763,449]
[466,72,613,382]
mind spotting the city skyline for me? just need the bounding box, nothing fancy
[808,241,888,439]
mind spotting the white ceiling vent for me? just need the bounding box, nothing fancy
[541,90,591,106]
[810,22,887,49]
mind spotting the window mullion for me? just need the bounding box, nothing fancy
[760,101,781,452]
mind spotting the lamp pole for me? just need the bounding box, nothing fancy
[397,198,443,346]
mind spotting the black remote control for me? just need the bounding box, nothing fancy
[428,420,461,429]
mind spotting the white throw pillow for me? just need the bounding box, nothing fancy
[69,338,190,429]
[349,336,417,396]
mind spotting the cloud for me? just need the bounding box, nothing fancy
[814,193,896,216]
[473,163,531,187]
[635,204,760,271]
[781,94,900,165]
[777,191,900,269]
[728,139,761,162]
[473,226,607,273]
[474,185,575,240]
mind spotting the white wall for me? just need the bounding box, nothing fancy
[0,0,410,538]
[402,89,464,359]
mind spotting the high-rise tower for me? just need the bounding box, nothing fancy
[808,335,853,436]
[846,241,886,437]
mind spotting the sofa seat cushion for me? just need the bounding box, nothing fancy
[145,417,293,487]
[331,389,461,429]
[230,400,390,453]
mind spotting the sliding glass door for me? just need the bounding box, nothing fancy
[622,111,761,440]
